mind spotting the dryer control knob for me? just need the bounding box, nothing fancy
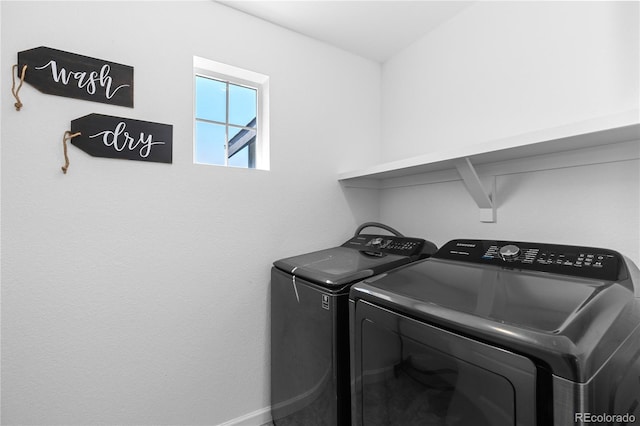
[499,244,521,261]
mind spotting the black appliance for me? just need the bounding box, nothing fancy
[271,223,437,425]
[350,239,640,425]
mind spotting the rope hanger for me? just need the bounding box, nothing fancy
[11,64,27,111]
[11,64,83,174]
[61,131,81,174]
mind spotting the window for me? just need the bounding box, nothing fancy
[193,56,269,170]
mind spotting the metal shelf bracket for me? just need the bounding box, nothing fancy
[454,157,496,223]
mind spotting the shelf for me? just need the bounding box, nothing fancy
[338,110,640,223]
[338,110,640,183]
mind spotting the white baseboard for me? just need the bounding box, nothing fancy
[216,406,272,426]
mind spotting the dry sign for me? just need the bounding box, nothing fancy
[71,114,173,164]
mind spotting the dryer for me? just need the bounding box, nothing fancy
[271,223,437,425]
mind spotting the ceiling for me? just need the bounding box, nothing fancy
[216,1,474,63]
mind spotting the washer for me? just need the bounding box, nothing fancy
[350,239,640,425]
[271,223,437,425]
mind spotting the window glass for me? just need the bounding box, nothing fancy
[229,84,257,127]
[229,145,249,168]
[195,121,226,166]
[195,77,226,123]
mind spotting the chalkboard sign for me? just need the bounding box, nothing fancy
[71,114,172,164]
[18,46,134,107]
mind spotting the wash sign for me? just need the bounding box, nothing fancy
[17,46,134,107]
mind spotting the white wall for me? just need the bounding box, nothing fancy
[0,2,381,425]
[381,1,639,161]
[378,1,640,263]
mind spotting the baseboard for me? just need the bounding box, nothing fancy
[216,406,272,426]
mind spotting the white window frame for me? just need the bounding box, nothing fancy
[193,56,270,170]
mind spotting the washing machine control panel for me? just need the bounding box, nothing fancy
[342,234,429,258]
[435,239,623,281]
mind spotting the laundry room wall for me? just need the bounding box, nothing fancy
[0,2,381,425]
[377,1,640,263]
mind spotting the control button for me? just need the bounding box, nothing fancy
[499,245,521,261]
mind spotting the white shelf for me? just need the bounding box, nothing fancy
[339,110,640,223]
[338,110,640,183]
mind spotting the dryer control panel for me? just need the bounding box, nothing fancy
[342,234,432,259]
[434,239,623,281]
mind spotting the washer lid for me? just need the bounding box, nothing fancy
[274,246,411,288]
[350,256,640,382]
[357,258,614,332]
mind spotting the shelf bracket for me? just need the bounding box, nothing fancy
[454,157,496,223]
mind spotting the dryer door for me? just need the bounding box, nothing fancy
[351,300,539,426]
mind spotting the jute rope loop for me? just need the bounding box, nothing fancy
[62,131,81,174]
[11,64,27,111]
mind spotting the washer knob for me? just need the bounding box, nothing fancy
[499,244,521,261]
[369,237,384,247]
